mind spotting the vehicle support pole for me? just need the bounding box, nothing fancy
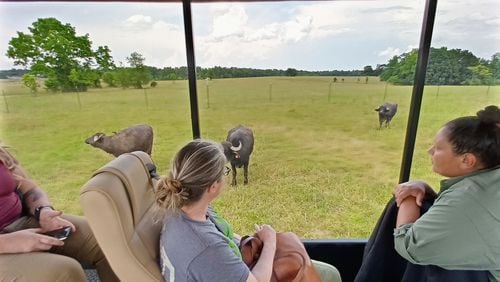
[399,0,438,183]
[183,0,201,139]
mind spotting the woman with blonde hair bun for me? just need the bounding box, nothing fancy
[156,139,277,282]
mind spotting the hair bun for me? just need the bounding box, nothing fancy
[166,178,183,192]
[477,105,500,124]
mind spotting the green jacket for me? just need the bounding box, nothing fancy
[394,166,500,282]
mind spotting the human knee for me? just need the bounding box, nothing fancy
[52,257,87,282]
[312,259,342,282]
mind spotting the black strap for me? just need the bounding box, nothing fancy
[146,163,160,180]
[34,205,54,221]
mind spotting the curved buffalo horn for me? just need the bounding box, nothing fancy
[231,141,242,152]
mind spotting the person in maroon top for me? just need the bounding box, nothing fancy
[0,145,118,282]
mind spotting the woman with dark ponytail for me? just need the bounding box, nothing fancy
[156,139,277,282]
[393,105,500,281]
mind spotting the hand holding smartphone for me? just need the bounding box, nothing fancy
[43,226,72,241]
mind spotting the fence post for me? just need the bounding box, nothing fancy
[268,82,273,102]
[76,90,82,109]
[328,82,333,103]
[383,82,388,101]
[2,90,9,113]
[435,84,440,98]
[206,84,210,109]
[143,88,149,108]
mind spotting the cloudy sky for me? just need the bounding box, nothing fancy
[0,0,498,71]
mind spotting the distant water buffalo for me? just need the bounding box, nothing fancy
[221,125,254,186]
[375,102,398,129]
[85,124,153,157]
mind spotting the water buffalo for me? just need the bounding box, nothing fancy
[375,102,398,129]
[221,125,254,186]
[85,124,153,157]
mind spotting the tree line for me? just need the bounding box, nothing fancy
[4,18,499,93]
[378,48,500,85]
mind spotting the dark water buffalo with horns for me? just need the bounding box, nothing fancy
[221,125,254,186]
[375,102,398,129]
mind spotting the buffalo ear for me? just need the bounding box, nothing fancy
[94,133,105,142]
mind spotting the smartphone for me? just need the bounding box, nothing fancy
[43,226,72,241]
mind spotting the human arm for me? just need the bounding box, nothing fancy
[0,228,64,254]
[12,160,75,232]
[246,224,276,282]
[394,180,437,208]
[396,197,421,227]
[394,189,494,269]
[394,180,436,227]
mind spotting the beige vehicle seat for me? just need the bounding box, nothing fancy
[80,151,164,282]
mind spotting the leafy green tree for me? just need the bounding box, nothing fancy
[380,55,399,82]
[363,65,374,75]
[166,73,177,80]
[95,46,116,72]
[489,53,500,83]
[115,68,133,89]
[396,49,418,84]
[22,74,38,93]
[381,47,486,85]
[127,52,145,68]
[102,71,117,87]
[426,47,479,85]
[285,68,298,77]
[68,68,98,91]
[6,18,114,92]
[466,64,493,85]
[126,52,151,88]
[373,64,385,76]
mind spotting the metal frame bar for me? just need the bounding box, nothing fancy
[399,0,438,183]
[183,0,201,139]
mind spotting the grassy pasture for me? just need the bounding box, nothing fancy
[1,77,498,238]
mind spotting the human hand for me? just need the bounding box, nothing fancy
[254,224,276,247]
[39,209,76,233]
[0,228,64,254]
[394,180,435,207]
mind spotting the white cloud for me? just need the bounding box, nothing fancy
[211,5,247,39]
[0,0,498,70]
[377,47,401,58]
[152,20,179,31]
[293,3,354,39]
[123,14,153,31]
[196,2,358,68]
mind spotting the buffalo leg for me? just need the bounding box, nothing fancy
[243,162,249,185]
[231,163,237,186]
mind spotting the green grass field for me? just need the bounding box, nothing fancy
[1,77,498,238]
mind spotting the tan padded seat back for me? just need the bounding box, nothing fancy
[80,151,163,282]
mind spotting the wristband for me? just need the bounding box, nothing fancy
[34,205,54,221]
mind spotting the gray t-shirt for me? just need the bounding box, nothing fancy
[160,211,249,282]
